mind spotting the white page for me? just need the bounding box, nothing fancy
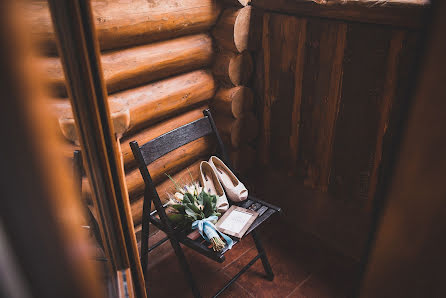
[219,210,252,234]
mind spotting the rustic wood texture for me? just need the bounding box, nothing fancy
[299,20,347,191]
[212,6,253,53]
[212,51,253,87]
[26,0,221,54]
[289,18,307,167]
[44,34,213,97]
[366,30,405,204]
[119,70,216,134]
[50,70,215,136]
[215,113,258,148]
[260,14,304,164]
[54,101,130,143]
[251,0,429,28]
[212,86,254,118]
[54,105,209,172]
[255,12,421,201]
[259,13,271,165]
[367,31,420,204]
[329,24,394,201]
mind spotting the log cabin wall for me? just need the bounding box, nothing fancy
[247,0,429,258]
[27,0,225,238]
[27,0,430,261]
[210,2,261,173]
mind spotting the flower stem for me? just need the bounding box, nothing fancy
[211,237,225,252]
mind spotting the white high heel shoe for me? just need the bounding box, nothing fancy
[209,156,248,202]
[199,161,229,213]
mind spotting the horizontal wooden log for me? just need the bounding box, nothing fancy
[57,105,209,171]
[215,113,258,148]
[212,51,253,86]
[212,86,254,118]
[44,34,213,97]
[251,0,429,28]
[52,101,130,143]
[52,70,216,136]
[26,0,222,54]
[131,161,201,227]
[121,105,209,171]
[118,70,216,134]
[212,6,254,53]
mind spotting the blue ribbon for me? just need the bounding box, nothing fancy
[192,216,233,250]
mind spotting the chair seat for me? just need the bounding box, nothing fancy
[149,195,281,263]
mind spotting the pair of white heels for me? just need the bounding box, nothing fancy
[199,156,248,213]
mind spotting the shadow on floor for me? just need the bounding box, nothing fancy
[145,216,360,298]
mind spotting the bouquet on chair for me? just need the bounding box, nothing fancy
[165,175,233,252]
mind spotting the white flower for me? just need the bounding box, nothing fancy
[174,192,184,202]
[193,183,202,195]
[166,198,177,206]
[186,185,195,194]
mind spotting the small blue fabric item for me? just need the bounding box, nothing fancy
[192,216,233,250]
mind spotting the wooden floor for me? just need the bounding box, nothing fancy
[145,217,360,298]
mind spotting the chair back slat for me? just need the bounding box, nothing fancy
[139,117,213,165]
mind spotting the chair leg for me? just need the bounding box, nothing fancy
[251,230,274,281]
[168,236,202,298]
[140,217,149,278]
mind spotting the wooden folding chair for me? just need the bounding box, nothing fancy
[130,109,281,298]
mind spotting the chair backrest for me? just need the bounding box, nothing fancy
[130,109,229,176]
[130,109,231,259]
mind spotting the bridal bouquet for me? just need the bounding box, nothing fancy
[166,175,233,252]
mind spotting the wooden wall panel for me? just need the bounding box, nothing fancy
[329,24,393,201]
[289,18,307,167]
[299,19,346,191]
[251,0,428,29]
[367,31,420,202]
[255,11,421,201]
[260,13,305,165]
[258,13,270,164]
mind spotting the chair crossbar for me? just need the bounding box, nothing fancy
[148,236,169,253]
[213,254,262,298]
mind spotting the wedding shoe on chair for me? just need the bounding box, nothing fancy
[209,156,248,202]
[199,161,229,213]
